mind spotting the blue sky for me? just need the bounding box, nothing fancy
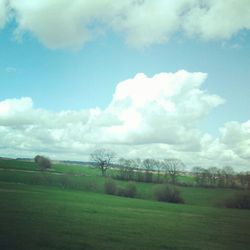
[0,0,249,169]
[1,25,249,131]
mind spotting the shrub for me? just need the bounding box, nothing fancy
[34,155,51,171]
[117,188,126,197]
[144,172,153,183]
[60,175,71,188]
[117,182,137,198]
[104,178,117,195]
[154,184,184,203]
[224,192,250,209]
[126,182,137,197]
[135,171,145,182]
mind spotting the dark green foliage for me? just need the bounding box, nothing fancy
[144,172,153,183]
[154,184,184,203]
[34,155,51,171]
[0,158,38,171]
[126,182,137,197]
[135,171,146,182]
[117,182,137,198]
[224,192,250,209]
[104,178,137,198]
[104,178,117,195]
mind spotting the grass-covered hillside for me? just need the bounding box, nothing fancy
[0,158,250,249]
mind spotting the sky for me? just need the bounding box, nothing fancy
[0,0,250,170]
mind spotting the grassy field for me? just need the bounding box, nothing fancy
[0,159,244,207]
[0,158,250,249]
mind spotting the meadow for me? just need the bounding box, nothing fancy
[0,158,250,250]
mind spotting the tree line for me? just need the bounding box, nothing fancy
[33,149,250,190]
[192,166,250,189]
[90,148,250,189]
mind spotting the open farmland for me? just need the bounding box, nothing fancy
[0,159,250,250]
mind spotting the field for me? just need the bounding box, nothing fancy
[0,159,250,250]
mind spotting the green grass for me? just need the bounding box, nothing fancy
[0,158,95,175]
[0,158,38,171]
[0,158,246,208]
[0,167,244,208]
[1,182,250,250]
[0,169,104,193]
[52,163,99,175]
[1,158,250,249]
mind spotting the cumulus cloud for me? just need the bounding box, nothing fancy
[107,70,224,145]
[220,121,250,161]
[183,0,250,40]
[0,0,8,29]
[2,70,249,170]
[0,97,33,126]
[1,0,250,48]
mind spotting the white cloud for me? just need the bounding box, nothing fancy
[0,97,33,123]
[5,67,17,73]
[183,0,250,40]
[1,70,248,170]
[111,0,196,48]
[1,0,250,49]
[220,121,250,161]
[107,70,224,146]
[0,0,8,29]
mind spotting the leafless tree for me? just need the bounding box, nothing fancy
[192,166,208,186]
[142,158,156,182]
[162,158,185,184]
[118,158,134,180]
[154,160,162,182]
[207,167,220,185]
[131,158,144,182]
[237,171,250,189]
[143,158,156,171]
[132,158,141,168]
[90,148,116,176]
[221,166,235,187]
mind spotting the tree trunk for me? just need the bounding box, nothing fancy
[101,167,106,176]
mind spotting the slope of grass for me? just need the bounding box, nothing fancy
[52,163,98,175]
[0,158,38,171]
[1,182,250,250]
[0,163,246,208]
[0,169,104,193]
[0,158,94,175]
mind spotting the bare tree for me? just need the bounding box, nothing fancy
[237,171,250,189]
[118,158,134,180]
[142,158,156,182]
[90,148,116,176]
[155,160,162,183]
[207,167,220,186]
[221,166,235,187]
[143,158,156,171]
[131,158,144,182]
[162,158,185,184]
[132,158,142,171]
[192,166,208,186]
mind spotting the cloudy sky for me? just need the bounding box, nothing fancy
[0,0,250,170]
